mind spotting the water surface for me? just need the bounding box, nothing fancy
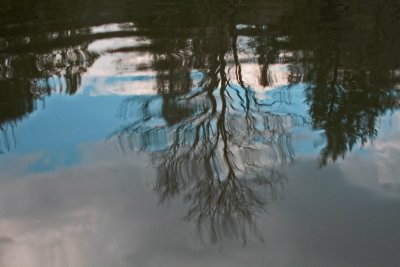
[1,0,400,266]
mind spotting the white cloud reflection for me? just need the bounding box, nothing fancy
[78,32,299,97]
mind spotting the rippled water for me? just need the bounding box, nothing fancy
[1,0,400,266]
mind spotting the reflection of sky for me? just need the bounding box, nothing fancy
[1,141,400,267]
[2,92,128,172]
[1,42,399,176]
[0,34,317,172]
[1,22,400,267]
[338,112,400,197]
[261,83,323,155]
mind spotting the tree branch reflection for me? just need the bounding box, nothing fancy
[114,25,294,244]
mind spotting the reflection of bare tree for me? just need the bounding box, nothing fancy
[112,0,400,239]
[114,26,294,243]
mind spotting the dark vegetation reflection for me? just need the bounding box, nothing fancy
[1,0,400,242]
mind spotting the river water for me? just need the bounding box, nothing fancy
[1,0,400,266]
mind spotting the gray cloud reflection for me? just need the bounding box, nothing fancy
[338,112,400,198]
[0,137,400,266]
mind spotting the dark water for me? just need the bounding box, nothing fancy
[1,0,400,266]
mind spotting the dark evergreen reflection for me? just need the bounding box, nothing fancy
[293,1,400,165]
[1,0,400,241]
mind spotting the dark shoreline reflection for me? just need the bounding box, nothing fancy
[1,0,400,244]
[0,36,98,153]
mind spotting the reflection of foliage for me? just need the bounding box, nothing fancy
[293,3,400,165]
[0,30,98,151]
[306,79,400,166]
